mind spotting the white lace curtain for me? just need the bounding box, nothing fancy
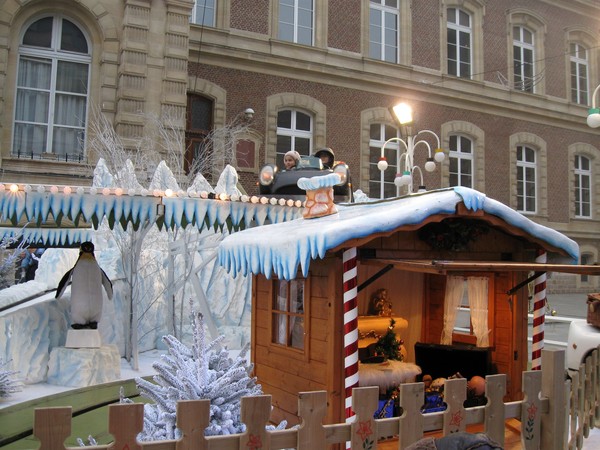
[441,276,490,347]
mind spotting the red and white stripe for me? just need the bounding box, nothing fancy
[343,247,359,423]
[531,250,547,370]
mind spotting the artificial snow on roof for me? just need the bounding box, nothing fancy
[217,187,580,280]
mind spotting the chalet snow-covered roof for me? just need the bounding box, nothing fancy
[217,187,580,280]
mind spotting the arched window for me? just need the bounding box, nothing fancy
[447,8,472,78]
[13,15,91,161]
[276,109,312,168]
[185,94,214,176]
[516,145,537,213]
[513,26,535,93]
[369,123,399,199]
[574,154,592,218]
[448,135,473,187]
[570,43,589,105]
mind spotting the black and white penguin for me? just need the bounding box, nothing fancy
[55,241,113,329]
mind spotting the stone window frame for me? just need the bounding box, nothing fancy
[359,107,399,198]
[440,0,485,82]
[568,143,600,221]
[509,132,547,217]
[440,121,485,192]
[270,0,327,49]
[265,93,326,166]
[507,9,547,95]
[565,28,598,106]
[361,0,411,66]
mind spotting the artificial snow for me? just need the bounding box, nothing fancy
[218,187,580,280]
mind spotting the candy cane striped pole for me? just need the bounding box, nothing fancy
[343,247,359,425]
[531,250,547,370]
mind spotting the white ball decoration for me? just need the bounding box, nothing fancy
[377,159,388,171]
[260,197,268,204]
[76,187,85,195]
[241,195,249,203]
[63,186,72,194]
[37,185,46,193]
[102,187,111,196]
[24,185,32,193]
[114,188,123,196]
[89,187,97,195]
[50,185,59,194]
[270,197,278,205]
[434,149,445,162]
[424,159,436,172]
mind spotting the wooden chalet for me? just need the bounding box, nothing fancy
[218,187,600,425]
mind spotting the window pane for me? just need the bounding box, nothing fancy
[13,123,47,155]
[52,126,84,157]
[295,111,311,131]
[294,137,310,154]
[18,57,52,89]
[370,124,381,140]
[61,19,88,53]
[276,135,292,154]
[55,94,86,126]
[23,17,53,48]
[190,96,213,131]
[277,110,292,128]
[56,61,88,94]
[15,90,49,122]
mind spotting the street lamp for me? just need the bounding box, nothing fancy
[587,85,600,128]
[377,103,445,198]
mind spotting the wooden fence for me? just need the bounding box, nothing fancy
[32,349,599,450]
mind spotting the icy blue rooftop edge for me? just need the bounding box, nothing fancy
[217,187,579,280]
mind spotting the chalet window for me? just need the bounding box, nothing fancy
[369,0,399,63]
[191,0,216,26]
[447,8,472,78]
[442,276,490,347]
[13,15,90,161]
[448,134,473,188]
[276,109,312,168]
[570,43,589,105]
[272,278,306,350]
[278,0,314,45]
[369,123,399,198]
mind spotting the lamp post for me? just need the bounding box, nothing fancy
[377,103,445,198]
[587,84,600,128]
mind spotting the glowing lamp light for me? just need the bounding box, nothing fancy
[260,197,268,204]
[377,157,388,171]
[164,189,174,197]
[114,188,123,196]
[0,184,5,191]
[587,108,600,128]
[200,191,208,199]
[278,198,286,206]
[10,184,19,193]
[50,185,59,194]
[287,199,294,207]
[294,200,303,208]
[250,196,259,204]
[63,186,72,195]
[102,187,111,196]
[390,103,413,125]
[219,193,228,201]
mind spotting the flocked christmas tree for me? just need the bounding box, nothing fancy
[126,306,285,440]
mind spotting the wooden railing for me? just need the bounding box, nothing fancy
[32,349,599,450]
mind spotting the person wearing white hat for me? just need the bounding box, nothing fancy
[283,150,301,170]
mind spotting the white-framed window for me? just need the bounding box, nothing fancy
[447,8,472,78]
[449,135,473,188]
[570,43,589,105]
[581,253,593,283]
[369,0,399,63]
[272,278,306,350]
[574,154,592,218]
[278,0,314,45]
[513,26,535,93]
[276,109,312,168]
[369,123,399,199]
[13,15,91,161]
[516,145,537,213]
[191,0,216,26]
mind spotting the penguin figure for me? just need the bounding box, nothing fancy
[55,241,113,329]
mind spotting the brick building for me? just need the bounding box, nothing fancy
[0,0,599,292]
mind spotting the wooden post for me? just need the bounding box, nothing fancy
[349,386,378,449]
[540,349,567,450]
[34,407,71,450]
[484,374,506,447]
[297,391,328,449]
[521,370,542,450]
[398,382,424,449]
[443,378,467,434]
[108,403,144,450]
[176,399,210,450]
[239,395,272,450]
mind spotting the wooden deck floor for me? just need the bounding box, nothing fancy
[377,419,523,449]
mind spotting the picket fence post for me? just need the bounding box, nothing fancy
[484,373,506,446]
[349,386,378,449]
[398,382,424,449]
[540,349,567,450]
[297,390,328,449]
[33,406,71,450]
[176,399,211,450]
[442,378,467,435]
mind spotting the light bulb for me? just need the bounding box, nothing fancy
[424,158,436,172]
[377,158,388,171]
[587,109,600,128]
[434,149,445,162]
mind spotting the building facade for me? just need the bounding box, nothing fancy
[1,0,599,292]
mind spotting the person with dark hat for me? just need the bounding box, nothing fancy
[313,147,335,169]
